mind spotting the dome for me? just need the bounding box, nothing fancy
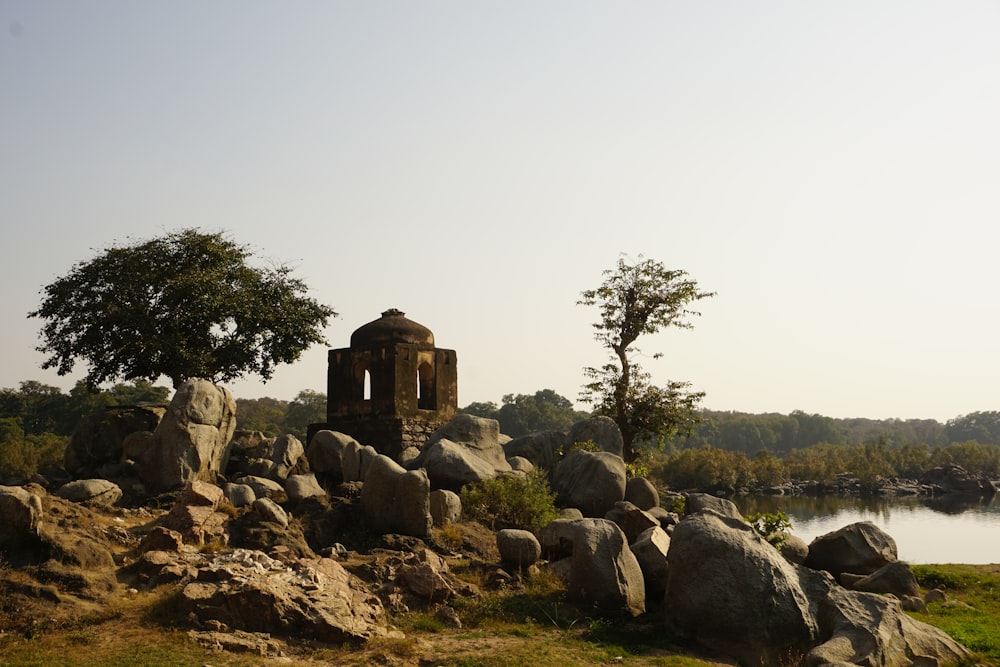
[350,308,435,348]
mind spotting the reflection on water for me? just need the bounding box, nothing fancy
[731,493,1000,564]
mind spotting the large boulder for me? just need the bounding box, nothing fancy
[566,416,624,458]
[496,529,542,570]
[267,434,306,480]
[665,509,969,666]
[604,501,659,544]
[307,430,360,484]
[503,430,567,470]
[429,489,462,527]
[630,525,670,598]
[55,479,122,508]
[65,405,165,476]
[567,518,645,617]
[134,379,237,493]
[624,477,659,510]
[284,473,326,501]
[360,455,432,538]
[426,414,508,469]
[804,521,898,578]
[552,449,626,517]
[412,438,500,490]
[0,485,44,549]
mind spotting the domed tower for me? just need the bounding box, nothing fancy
[316,309,458,456]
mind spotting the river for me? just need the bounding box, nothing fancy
[731,492,1000,564]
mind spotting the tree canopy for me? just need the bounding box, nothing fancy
[30,229,335,388]
[579,255,715,461]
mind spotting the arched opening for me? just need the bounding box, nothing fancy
[417,361,435,410]
[364,369,372,401]
[354,362,372,401]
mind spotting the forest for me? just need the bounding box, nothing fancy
[2,381,998,490]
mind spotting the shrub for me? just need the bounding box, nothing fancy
[746,510,792,548]
[460,469,558,533]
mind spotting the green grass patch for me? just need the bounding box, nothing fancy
[910,564,1000,664]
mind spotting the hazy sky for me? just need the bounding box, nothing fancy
[2,1,998,422]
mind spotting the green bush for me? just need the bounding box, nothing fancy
[746,510,792,548]
[460,469,559,533]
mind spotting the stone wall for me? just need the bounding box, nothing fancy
[308,416,447,460]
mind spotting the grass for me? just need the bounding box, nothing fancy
[910,564,1000,665]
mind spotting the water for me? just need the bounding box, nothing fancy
[731,493,1000,564]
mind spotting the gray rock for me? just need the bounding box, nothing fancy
[357,444,378,482]
[55,479,122,508]
[0,485,44,544]
[496,529,542,569]
[426,414,508,471]
[239,475,286,501]
[224,482,256,508]
[567,518,645,616]
[539,518,578,561]
[360,455,432,538]
[664,509,969,666]
[284,474,326,501]
[684,493,744,521]
[306,430,358,482]
[552,449,626,517]
[630,526,670,597]
[780,534,809,565]
[507,456,534,473]
[604,501,659,544]
[134,379,236,493]
[804,521,898,578]
[413,438,500,490]
[429,489,462,526]
[846,561,920,598]
[65,405,165,476]
[252,497,289,528]
[269,434,305,480]
[398,446,421,468]
[566,416,624,458]
[503,430,567,470]
[624,477,659,510]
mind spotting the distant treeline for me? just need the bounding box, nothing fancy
[679,409,1000,454]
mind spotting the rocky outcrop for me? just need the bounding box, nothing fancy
[425,414,509,470]
[552,449,626,517]
[920,463,997,496]
[566,416,624,458]
[65,404,166,476]
[624,477,659,510]
[411,438,502,490]
[359,455,432,538]
[176,549,388,644]
[665,509,968,666]
[133,379,237,493]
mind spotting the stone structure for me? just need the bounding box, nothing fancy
[311,309,457,457]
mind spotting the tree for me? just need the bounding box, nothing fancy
[496,389,590,438]
[30,229,335,389]
[579,255,714,461]
[284,389,327,442]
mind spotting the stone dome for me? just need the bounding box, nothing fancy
[350,308,435,348]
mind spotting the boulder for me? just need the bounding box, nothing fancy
[267,434,305,480]
[356,444,379,482]
[804,521,898,578]
[429,489,462,527]
[844,561,920,598]
[604,501,659,544]
[665,508,969,666]
[396,548,455,602]
[507,456,534,473]
[252,497,289,529]
[359,455,432,538]
[538,518,578,561]
[412,438,501,490]
[224,482,256,508]
[65,405,165,476]
[566,416,624,458]
[496,529,542,569]
[137,526,185,553]
[54,479,122,508]
[567,518,645,616]
[285,473,326,501]
[0,485,44,547]
[781,534,810,565]
[630,525,670,597]
[503,430,566,470]
[135,379,237,492]
[426,414,508,470]
[552,449,626,517]
[239,475,286,501]
[398,446,421,468]
[307,431,359,483]
[624,477,659,510]
[684,493,744,521]
[162,481,229,547]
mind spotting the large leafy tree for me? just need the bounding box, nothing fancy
[30,229,335,388]
[579,255,714,461]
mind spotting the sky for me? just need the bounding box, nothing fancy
[2,1,998,423]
